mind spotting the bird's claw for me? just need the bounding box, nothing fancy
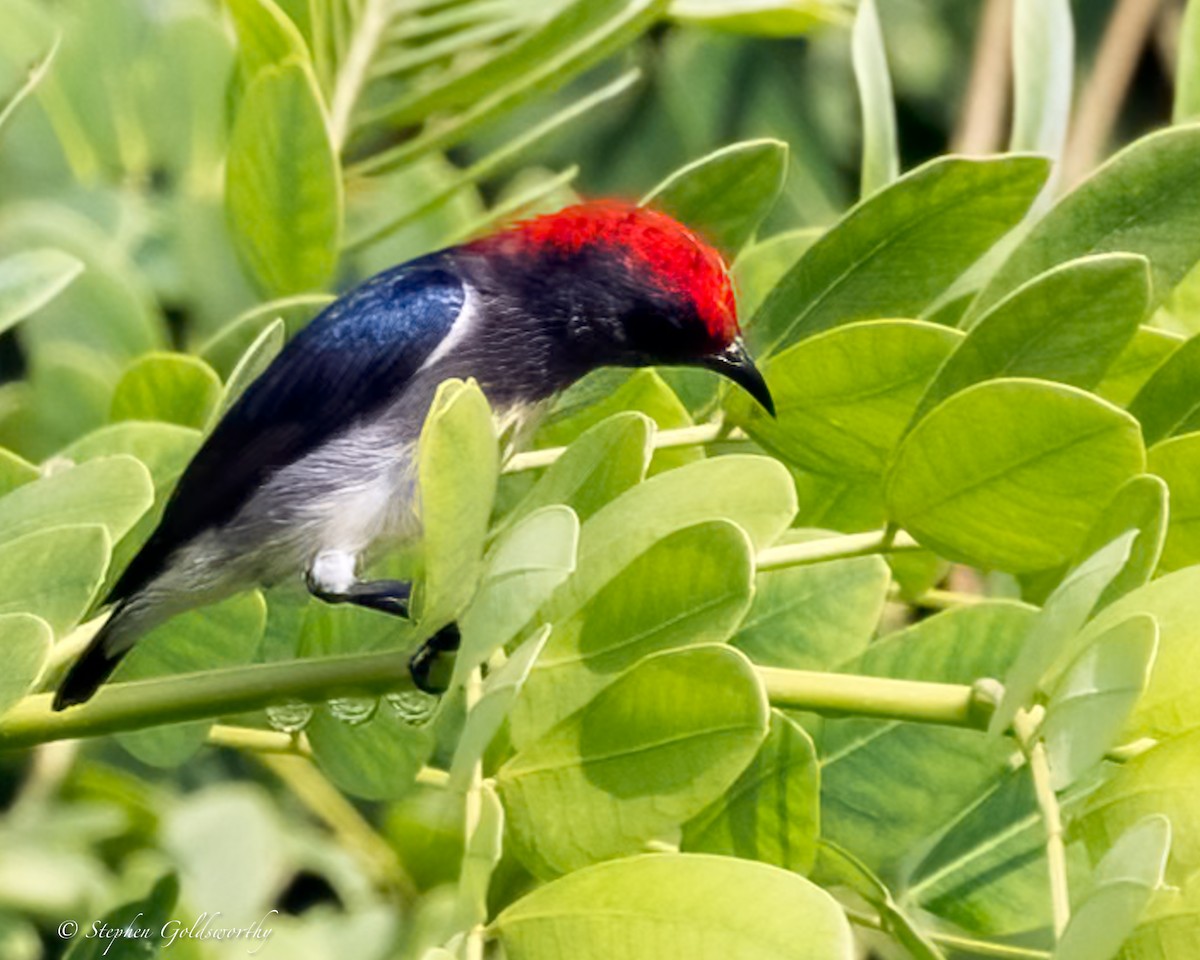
[408,622,461,694]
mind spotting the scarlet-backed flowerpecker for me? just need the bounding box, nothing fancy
[54,201,774,710]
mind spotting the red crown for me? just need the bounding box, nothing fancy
[479,200,739,346]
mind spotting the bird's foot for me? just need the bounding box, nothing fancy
[408,622,461,694]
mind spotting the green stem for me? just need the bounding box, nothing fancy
[760,667,998,729]
[1015,709,1071,940]
[844,907,1052,959]
[503,422,730,472]
[0,655,1001,750]
[756,530,922,571]
[0,647,420,750]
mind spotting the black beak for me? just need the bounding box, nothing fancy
[701,337,775,417]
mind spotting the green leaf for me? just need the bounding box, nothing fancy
[197,293,332,377]
[1081,732,1200,884]
[456,781,504,930]
[1078,566,1200,740]
[886,380,1145,573]
[216,317,285,419]
[903,765,1076,937]
[0,524,109,635]
[733,548,890,670]
[851,0,898,197]
[969,126,1200,321]
[0,456,152,547]
[450,625,552,791]
[455,507,577,684]
[1146,433,1200,571]
[539,369,695,474]
[1010,0,1073,160]
[58,421,202,484]
[373,0,664,127]
[298,603,433,800]
[0,248,83,336]
[0,613,51,715]
[991,532,1137,737]
[1175,0,1200,122]
[0,204,164,361]
[819,602,1035,879]
[1042,614,1158,790]
[747,155,1049,357]
[1095,326,1183,407]
[813,842,946,960]
[498,645,768,877]
[225,0,311,80]
[1056,816,1170,960]
[1120,872,1200,959]
[225,60,341,297]
[641,139,788,254]
[1128,333,1200,445]
[574,453,795,589]
[512,519,754,747]
[683,710,820,874]
[110,352,222,429]
[360,0,666,174]
[56,422,202,599]
[114,593,267,767]
[1072,474,1168,611]
[733,228,821,317]
[495,852,854,960]
[733,319,962,477]
[418,379,498,626]
[504,413,651,532]
[0,33,57,137]
[914,254,1149,424]
[669,0,850,36]
[65,873,179,960]
[0,448,37,496]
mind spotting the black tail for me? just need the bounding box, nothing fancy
[53,604,136,711]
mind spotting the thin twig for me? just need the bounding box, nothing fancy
[1063,0,1165,186]
[0,656,1001,750]
[952,0,1013,154]
[1015,709,1071,939]
[503,422,730,472]
[329,0,390,149]
[844,907,1052,959]
[255,750,417,898]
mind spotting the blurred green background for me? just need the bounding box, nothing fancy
[0,1,1189,958]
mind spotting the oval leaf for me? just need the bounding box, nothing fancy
[494,853,854,960]
[225,60,342,297]
[886,380,1145,572]
[641,139,788,254]
[498,645,768,877]
[734,319,962,476]
[110,352,222,429]
[748,155,1049,356]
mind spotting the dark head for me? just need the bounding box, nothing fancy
[460,201,774,414]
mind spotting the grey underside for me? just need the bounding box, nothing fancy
[113,358,539,650]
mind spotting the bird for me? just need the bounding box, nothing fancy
[53,200,775,711]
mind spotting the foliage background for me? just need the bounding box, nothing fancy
[0,1,1199,959]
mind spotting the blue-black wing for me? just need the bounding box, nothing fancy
[108,258,466,602]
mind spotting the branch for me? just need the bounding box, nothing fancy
[952,0,1013,154]
[1063,0,1165,186]
[760,667,999,729]
[1015,708,1071,939]
[503,422,730,472]
[0,652,1003,751]
[756,530,922,570]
